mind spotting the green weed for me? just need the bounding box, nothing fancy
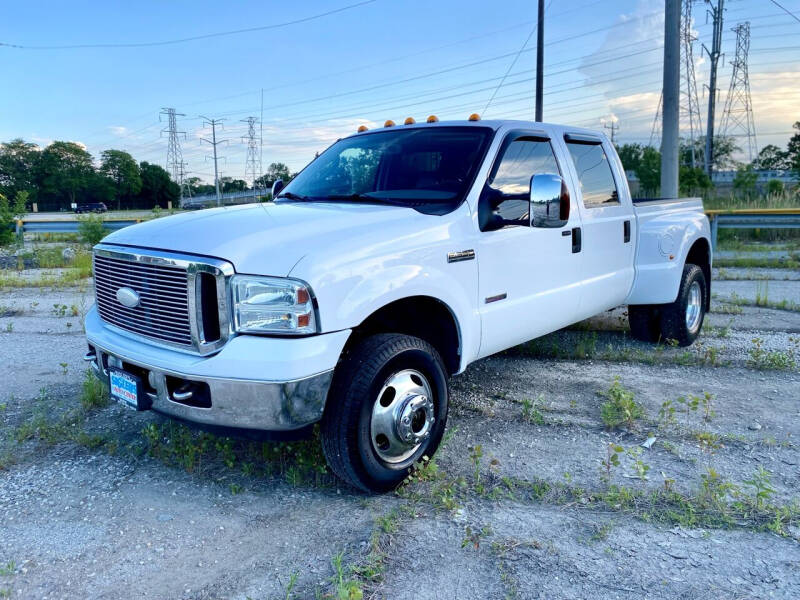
[599,377,644,429]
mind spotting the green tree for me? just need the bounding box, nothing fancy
[787,121,800,174]
[616,143,644,173]
[37,141,95,209]
[733,164,758,197]
[636,146,661,195]
[0,138,40,201]
[255,162,293,189]
[679,166,712,195]
[681,136,740,170]
[138,161,179,208]
[100,150,142,209]
[220,177,248,192]
[753,144,790,171]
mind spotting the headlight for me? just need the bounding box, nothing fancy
[231,275,317,335]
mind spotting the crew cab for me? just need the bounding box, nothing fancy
[84,117,711,492]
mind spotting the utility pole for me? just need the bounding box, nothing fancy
[535,0,544,122]
[703,0,725,176]
[720,22,757,162]
[242,116,261,201]
[604,121,619,145]
[661,0,680,199]
[160,108,189,207]
[649,0,703,165]
[200,117,226,207]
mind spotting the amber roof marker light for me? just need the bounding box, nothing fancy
[384,119,396,127]
[426,115,439,123]
[404,117,416,125]
[357,125,368,132]
[468,113,481,121]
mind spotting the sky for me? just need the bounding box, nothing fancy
[1,0,799,184]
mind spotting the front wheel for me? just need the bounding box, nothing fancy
[321,333,449,492]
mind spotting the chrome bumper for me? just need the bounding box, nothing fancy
[86,342,333,431]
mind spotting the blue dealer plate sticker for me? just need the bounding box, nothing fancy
[109,369,139,410]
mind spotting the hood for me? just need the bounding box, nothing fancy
[103,202,429,275]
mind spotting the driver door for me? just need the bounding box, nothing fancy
[476,131,583,358]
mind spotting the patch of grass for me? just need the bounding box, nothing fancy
[714,256,800,270]
[747,337,797,371]
[0,562,14,577]
[599,377,644,429]
[329,552,363,600]
[80,369,109,410]
[141,420,332,486]
[521,394,546,425]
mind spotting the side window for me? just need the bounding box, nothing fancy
[485,138,560,225]
[565,142,620,207]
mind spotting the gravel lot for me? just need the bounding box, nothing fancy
[1,261,799,599]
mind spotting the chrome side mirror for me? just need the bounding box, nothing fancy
[530,173,570,228]
[271,179,285,199]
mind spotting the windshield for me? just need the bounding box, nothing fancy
[279,126,493,214]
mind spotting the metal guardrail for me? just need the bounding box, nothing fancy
[13,208,800,251]
[706,208,800,250]
[16,219,142,234]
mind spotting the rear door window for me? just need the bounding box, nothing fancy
[565,141,620,208]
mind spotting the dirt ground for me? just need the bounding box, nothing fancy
[1,263,799,599]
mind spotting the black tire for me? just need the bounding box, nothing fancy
[658,263,707,346]
[628,305,660,342]
[321,333,449,493]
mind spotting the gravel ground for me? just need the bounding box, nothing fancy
[1,260,799,599]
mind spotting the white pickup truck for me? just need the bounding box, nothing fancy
[85,117,711,491]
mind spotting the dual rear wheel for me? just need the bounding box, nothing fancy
[629,263,707,346]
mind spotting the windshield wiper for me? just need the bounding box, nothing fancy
[276,192,309,201]
[324,193,406,206]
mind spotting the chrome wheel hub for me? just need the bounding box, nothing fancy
[370,369,435,464]
[685,281,703,333]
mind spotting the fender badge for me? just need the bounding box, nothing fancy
[447,249,475,263]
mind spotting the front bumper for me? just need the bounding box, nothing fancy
[85,307,350,431]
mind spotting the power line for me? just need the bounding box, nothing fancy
[0,1,379,49]
[766,0,800,24]
[241,117,261,199]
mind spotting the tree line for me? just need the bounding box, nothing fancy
[0,138,296,212]
[616,123,800,198]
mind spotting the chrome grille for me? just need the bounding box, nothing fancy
[92,245,234,354]
[94,254,192,346]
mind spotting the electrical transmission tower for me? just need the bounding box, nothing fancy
[200,117,227,207]
[720,22,757,162]
[241,117,261,200]
[160,108,191,206]
[649,0,703,166]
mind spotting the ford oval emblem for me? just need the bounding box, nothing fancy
[116,287,141,308]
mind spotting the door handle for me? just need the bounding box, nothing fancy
[571,227,582,253]
[623,220,631,243]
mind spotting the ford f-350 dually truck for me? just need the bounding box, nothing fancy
[85,117,711,491]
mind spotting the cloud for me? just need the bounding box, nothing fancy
[108,126,128,136]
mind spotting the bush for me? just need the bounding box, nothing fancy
[0,192,27,247]
[77,214,108,246]
[766,179,785,196]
